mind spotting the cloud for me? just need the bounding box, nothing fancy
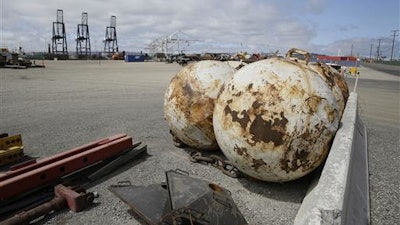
[303,0,327,14]
[320,37,399,58]
[1,0,397,58]
[0,0,284,53]
[337,24,359,32]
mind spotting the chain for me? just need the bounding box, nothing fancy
[189,151,241,178]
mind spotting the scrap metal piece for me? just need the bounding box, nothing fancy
[0,133,128,181]
[0,193,66,225]
[1,136,147,220]
[164,171,247,225]
[0,134,24,167]
[0,187,54,220]
[109,183,170,224]
[0,134,132,202]
[0,184,94,225]
[109,170,247,225]
[54,184,94,212]
[8,159,36,171]
[87,143,147,181]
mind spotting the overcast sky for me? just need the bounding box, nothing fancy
[1,0,399,57]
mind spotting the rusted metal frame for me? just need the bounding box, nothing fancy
[0,187,54,219]
[58,145,144,186]
[0,135,132,202]
[8,159,36,171]
[109,170,247,225]
[0,184,94,225]
[54,184,94,212]
[0,194,66,225]
[0,133,127,181]
[1,160,102,215]
[1,140,144,219]
[87,143,146,181]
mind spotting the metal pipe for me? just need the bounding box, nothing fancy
[0,196,66,225]
[0,184,94,225]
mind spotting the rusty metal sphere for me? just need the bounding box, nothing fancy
[309,62,349,117]
[213,57,342,182]
[225,61,248,70]
[164,60,235,150]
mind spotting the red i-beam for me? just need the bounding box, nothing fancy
[0,134,133,201]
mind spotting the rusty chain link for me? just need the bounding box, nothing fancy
[189,151,241,178]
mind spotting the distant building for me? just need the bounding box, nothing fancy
[316,55,359,67]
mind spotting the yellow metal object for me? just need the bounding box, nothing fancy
[0,134,24,166]
[349,67,358,76]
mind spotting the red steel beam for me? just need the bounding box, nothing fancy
[0,133,127,181]
[0,134,132,201]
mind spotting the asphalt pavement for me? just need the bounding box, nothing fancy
[361,62,400,76]
[345,65,399,225]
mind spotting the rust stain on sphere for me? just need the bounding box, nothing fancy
[213,57,344,182]
[164,60,235,150]
[309,62,349,117]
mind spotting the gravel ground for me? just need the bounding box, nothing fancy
[1,61,398,225]
[1,60,311,225]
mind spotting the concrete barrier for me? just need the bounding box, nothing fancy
[294,92,370,225]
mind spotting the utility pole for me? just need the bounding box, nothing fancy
[390,30,398,61]
[376,39,382,60]
[350,43,354,57]
[369,44,373,61]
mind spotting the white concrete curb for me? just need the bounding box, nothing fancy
[294,92,370,225]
